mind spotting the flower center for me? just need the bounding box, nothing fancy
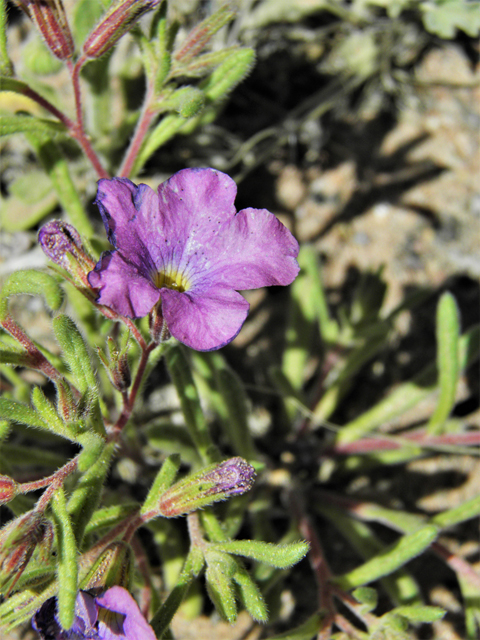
[154,270,188,292]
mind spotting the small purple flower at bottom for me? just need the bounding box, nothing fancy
[33,586,156,640]
[87,168,300,351]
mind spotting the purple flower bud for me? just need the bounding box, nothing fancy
[38,220,96,286]
[13,0,74,60]
[83,0,162,59]
[157,457,256,518]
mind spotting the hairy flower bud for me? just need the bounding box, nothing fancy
[38,220,96,286]
[158,457,256,518]
[0,510,51,595]
[82,541,133,591]
[0,475,19,505]
[13,0,74,60]
[83,0,162,59]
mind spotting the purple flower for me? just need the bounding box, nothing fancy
[87,168,299,351]
[33,586,156,639]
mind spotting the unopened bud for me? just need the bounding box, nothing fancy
[0,475,19,505]
[38,220,96,286]
[82,541,133,590]
[55,377,77,422]
[149,303,171,344]
[14,0,74,61]
[83,0,162,60]
[0,510,51,594]
[158,457,256,518]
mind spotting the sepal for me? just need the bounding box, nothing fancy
[153,458,256,518]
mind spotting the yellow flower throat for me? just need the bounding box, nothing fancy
[154,270,188,292]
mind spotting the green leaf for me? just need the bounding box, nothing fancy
[0,114,67,138]
[0,193,57,232]
[26,137,94,237]
[336,323,480,444]
[72,0,104,44]
[84,503,139,537]
[0,0,13,76]
[51,487,78,630]
[353,587,378,612]
[205,550,237,623]
[393,605,445,624]
[282,246,318,394]
[334,525,439,590]
[427,292,460,434]
[300,244,339,343]
[201,48,256,103]
[21,35,63,76]
[432,493,480,529]
[0,582,57,631]
[0,270,63,320]
[162,86,205,118]
[141,454,181,516]
[194,351,255,459]
[130,113,187,177]
[174,4,236,63]
[214,539,309,568]
[0,396,51,432]
[31,387,68,438]
[320,506,421,606]
[263,612,323,640]
[170,47,244,79]
[53,315,97,394]
[0,344,32,367]
[150,551,197,638]
[67,442,114,545]
[233,563,268,622]
[165,345,217,464]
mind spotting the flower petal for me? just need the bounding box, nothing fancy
[185,207,299,290]
[96,586,156,640]
[161,286,249,351]
[153,168,238,274]
[88,251,160,318]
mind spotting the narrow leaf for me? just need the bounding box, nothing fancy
[394,605,445,623]
[141,454,181,515]
[150,552,197,638]
[214,539,309,568]
[264,613,323,640]
[84,503,139,537]
[1,114,67,137]
[53,315,97,393]
[165,346,217,464]
[174,5,236,63]
[205,551,237,623]
[0,270,63,320]
[67,442,114,545]
[31,387,68,438]
[0,396,49,431]
[334,525,439,590]
[432,493,480,529]
[427,292,460,433]
[26,136,94,237]
[336,323,480,444]
[131,113,188,177]
[202,48,255,103]
[0,0,13,76]
[233,563,268,622]
[51,487,78,630]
